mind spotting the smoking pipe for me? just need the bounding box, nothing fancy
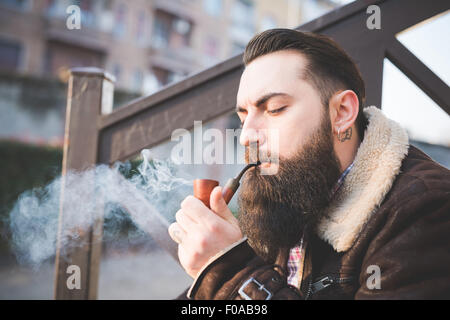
[194,142,260,208]
[193,162,260,208]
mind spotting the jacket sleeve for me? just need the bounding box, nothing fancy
[187,238,303,300]
[355,189,450,299]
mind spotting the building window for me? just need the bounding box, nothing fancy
[152,11,171,49]
[79,0,95,28]
[135,11,146,44]
[113,4,127,38]
[0,0,31,11]
[230,0,255,47]
[132,69,143,92]
[203,0,222,17]
[0,39,22,72]
[171,18,191,48]
[44,0,99,29]
[45,0,69,18]
[152,10,192,50]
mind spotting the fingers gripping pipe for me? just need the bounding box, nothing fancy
[193,142,260,208]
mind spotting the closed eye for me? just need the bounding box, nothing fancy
[267,106,287,114]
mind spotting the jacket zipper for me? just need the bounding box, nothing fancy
[304,277,313,300]
[305,275,355,299]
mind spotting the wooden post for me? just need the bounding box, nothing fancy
[54,67,114,300]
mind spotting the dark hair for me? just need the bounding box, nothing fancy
[243,28,367,139]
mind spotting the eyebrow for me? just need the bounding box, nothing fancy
[236,92,291,112]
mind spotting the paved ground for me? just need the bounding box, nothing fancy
[0,245,192,300]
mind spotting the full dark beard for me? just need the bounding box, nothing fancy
[237,112,342,262]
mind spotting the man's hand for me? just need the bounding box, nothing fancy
[168,186,243,278]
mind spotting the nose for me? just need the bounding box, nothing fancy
[239,112,266,148]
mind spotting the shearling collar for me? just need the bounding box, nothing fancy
[316,106,409,252]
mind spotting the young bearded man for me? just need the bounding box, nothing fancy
[168,29,450,300]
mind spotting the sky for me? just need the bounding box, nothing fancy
[381,11,450,146]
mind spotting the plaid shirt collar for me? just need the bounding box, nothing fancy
[287,161,354,289]
[331,162,354,197]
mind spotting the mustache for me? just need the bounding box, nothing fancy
[244,146,279,165]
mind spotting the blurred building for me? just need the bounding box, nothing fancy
[0,0,340,95]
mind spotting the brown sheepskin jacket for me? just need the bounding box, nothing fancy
[185,107,450,300]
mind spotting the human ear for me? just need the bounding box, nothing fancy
[329,90,359,141]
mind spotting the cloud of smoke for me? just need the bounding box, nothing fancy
[5,149,192,269]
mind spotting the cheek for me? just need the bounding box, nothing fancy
[276,129,303,159]
[271,107,323,159]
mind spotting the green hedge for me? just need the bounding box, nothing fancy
[0,140,63,221]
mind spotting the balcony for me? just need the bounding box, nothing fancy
[149,8,197,74]
[44,15,112,53]
[152,0,199,22]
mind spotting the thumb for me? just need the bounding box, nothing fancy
[210,186,236,224]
